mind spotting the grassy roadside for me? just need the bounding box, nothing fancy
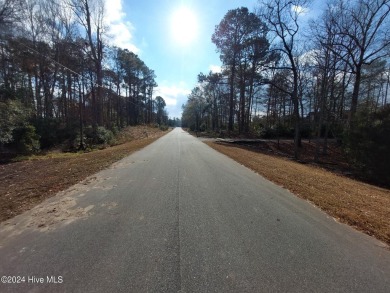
[205,141,390,246]
[0,126,169,222]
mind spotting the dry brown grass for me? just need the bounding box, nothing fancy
[0,126,169,222]
[206,141,390,246]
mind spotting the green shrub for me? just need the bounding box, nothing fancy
[159,125,169,131]
[0,100,30,145]
[33,117,63,148]
[259,125,294,139]
[110,125,120,136]
[13,125,40,154]
[93,126,114,145]
[70,133,87,151]
[344,105,390,186]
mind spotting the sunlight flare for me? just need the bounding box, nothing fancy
[170,7,198,46]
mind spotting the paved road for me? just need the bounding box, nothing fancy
[1,128,389,292]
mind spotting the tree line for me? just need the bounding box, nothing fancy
[181,0,390,185]
[0,0,168,154]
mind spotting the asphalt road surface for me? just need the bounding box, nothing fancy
[1,128,389,292]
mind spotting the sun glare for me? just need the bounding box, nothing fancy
[170,7,198,46]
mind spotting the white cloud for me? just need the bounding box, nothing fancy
[209,64,222,73]
[104,0,139,53]
[299,49,318,65]
[104,0,124,20]
[292,5,309,15]
[155,85,191,104]
[155,83,191,118]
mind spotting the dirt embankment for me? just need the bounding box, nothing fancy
[206,141,390,246]
[0,126,169,222]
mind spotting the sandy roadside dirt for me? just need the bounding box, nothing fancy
[0,126,169,224]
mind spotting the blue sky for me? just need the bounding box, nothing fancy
[105,0,322,118]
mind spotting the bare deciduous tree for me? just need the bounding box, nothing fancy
[69,0,106,126]
[0,0,21,31]
[258,0,312,158]
[324,0,390,124]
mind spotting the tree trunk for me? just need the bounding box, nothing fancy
[292,69,301,159]
[228,59,236,132]
[239,77,245,133]
[350,64,362,125]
